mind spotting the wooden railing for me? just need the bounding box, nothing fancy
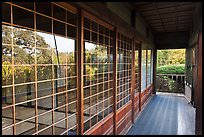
[156,74,185,93]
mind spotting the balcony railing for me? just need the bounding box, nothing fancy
[156,74,185,93]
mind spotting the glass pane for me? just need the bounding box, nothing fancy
[16,118,36,135]
[36,2,52,17]
[67,25,77,39]
[2,25,12,44]
[36,14,52,33]
[53,4,66,22]
[37,81,52,98]
[67,65,76,77]
[15,84,35,103]
[13,27,35,47]
[2,107,13,128]
[2,65,12,86]
[68,113,76,129]
[2,87,13,105]
[36,48,52,64]
[38,112,53,134]
[2,3,11,23]
[14,47,35,65]
[37,97,52,112]
[84,17,90,29]
[54,119,66,135]
[67,10,77,25]
[15,101,35,122]
[14,66,35,84]
[84,29,90,41]
[37,65,52,81]
[53,20,66,36]
[67,77,76,89]
[67,89,77,104]
[13,6,34,29]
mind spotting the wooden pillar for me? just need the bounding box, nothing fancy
[77,9,84,135]
[195,32,202,135]
[152,49,157,94]
[131,40,135,124]
[113,27,118,135]
[138,43,142,111]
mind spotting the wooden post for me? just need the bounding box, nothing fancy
[195,32,202,135]
[131,40,135,123]
[113,27,118,135]
[152,49,157,94]
[138,43,142,111]
[77,9,84,135]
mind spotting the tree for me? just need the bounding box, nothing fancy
[2,25,53,104]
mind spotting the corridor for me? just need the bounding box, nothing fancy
[127,92,195,135]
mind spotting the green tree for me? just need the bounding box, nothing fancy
[2,25,53,104]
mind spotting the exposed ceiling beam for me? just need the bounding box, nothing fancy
[152,2,166,32]
[142,9,194,17]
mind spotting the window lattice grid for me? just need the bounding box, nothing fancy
[116,33,132,110]
[147,50,151,86]
[2,2,78,135]
[134,49,140,95]
[83,16,114,133]
[141,50,147,92]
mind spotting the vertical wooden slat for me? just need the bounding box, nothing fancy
[51,3,55,135]
[138,43,142,111]
[10,2,16,135]
[152,49,157,94]
[195,32,202,135]
[146,50,148,95]
[33,2,39,134]
[77,9,84,135]
[113,27,118,135]
[131,40,135,124]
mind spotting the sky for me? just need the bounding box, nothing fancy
[37,32,96,53]
[37,32,75,53]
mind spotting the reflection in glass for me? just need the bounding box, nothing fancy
[53,20,66,36]
[2,3,11,23]
[36,14,52,33]
[2,25,12,44]
[13,6,34,29]
[14,66,35,84]
[37,66,52,81]
[15,84,35,103]
[15,101,35,122]
[36,2,52,17]
[37,81,52,97]
[141,50,147,91]
[2,107,13,128]
[2,87,13,105]
[38,111,53,130]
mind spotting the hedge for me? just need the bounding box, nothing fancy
[157,64,185,74]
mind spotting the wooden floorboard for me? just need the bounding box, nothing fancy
[127,92,195,135]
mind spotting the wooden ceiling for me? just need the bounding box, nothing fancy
[129,2,197,33]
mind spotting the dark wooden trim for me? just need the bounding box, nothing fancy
[77,9,84,135]
[195,32,202,135]
[113,27,118,135]
[138,42,142,111]
[84,113,113,135]
[82,10,114,30]
[52,2,78,14]
[152,49,157,94]
[131,40,135,124]
[72,2,154,46]
[131,9,136,28]
[146,50,148,89]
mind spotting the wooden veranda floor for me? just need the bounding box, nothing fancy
[127,92,195,135]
